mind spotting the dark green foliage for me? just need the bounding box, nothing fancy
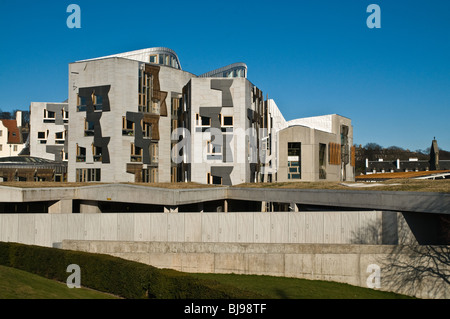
[0,242,259,299]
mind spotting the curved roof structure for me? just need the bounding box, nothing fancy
[78,47,183,70]
[199,62,248,78]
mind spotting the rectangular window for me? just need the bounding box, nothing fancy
[223,116,234,127]
[76,169,101,182]
[131,143,143,162]
[93,94,103,111]
[151,100,160,114]
[288,142,301,180]
[122,117,135,136]
[201,116,211,127]
[76,144,86,162]
[207,140,222,155]
[207,173,222,185]
[0,130,2,137]
[43,109,56,123]
[13,145,17,152]
[77,95,87,112]
[149,55,157,64]
[92,145,102,162]
[142,121,152,139]
[143,168,159,183]
[38,132,46,139]
[151,143,159,164]
[85,119,95,136]
[0,144,2,151]
[319,143,327,180]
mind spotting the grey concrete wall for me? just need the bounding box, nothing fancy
[62,240,449,299]
[0,211,392,248]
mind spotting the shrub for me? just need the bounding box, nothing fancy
[0,242,259,299]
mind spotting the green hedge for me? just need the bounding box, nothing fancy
[0,242,260,299]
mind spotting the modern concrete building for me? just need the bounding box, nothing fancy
[278,115,354,182]
[29,102,69,162]
[62,47,354,185]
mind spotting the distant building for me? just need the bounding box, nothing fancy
[365,139,450,174]
[0,111,26,157]
[0,156,67,182]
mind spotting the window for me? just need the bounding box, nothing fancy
[319,143,327,180]
[151,143,159,164]
[142,121,152,139]
[143,168,159,183]
[222,116,233,127]
[149,55,157,64]
[122,117,135,136]
[84,119,95,136]
[38,132,46,139]
[207,140,222,155]
[288,142,301,180]
[151,100,160,115]
[62,109,69,121]
[131,143,143,162]
[0,130,2,137]
[77,95,87,112]
[93,93,103,111]
[55,132,65,145]
[76,169,101,182]
[0,145,2,151]
[201,116,211,127]
[76,144,86,162]
[207,173,222,185]
[92,145,102,162]
[43,109,56,123]
[13,145,17,152]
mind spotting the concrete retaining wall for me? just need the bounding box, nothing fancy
[0,211,392,247]
[62,240,449,299]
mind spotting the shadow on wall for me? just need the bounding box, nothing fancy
[380,245,449,299]
[350,212,449,299]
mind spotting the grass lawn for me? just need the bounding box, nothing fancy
[234,179,450,193]
[0,265,119,299]
[190,273,415,299]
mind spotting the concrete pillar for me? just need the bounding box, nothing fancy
[79,200,101,214]
[224,200,228,213]
[261,201,267,212]
[290,202,299,212]
[48,200,73,214]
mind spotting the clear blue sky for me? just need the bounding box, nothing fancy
[0,0,449,151]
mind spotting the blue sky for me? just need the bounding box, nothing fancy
[0,0,449,151]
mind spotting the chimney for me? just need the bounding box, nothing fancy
[15,111,22,127]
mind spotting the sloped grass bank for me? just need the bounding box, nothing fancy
[0,242,262,299]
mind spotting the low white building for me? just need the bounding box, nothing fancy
[0,111,26,157]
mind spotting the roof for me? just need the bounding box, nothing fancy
[1,119,21,144]
[0,156,60,164]
[356,170,450,181]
